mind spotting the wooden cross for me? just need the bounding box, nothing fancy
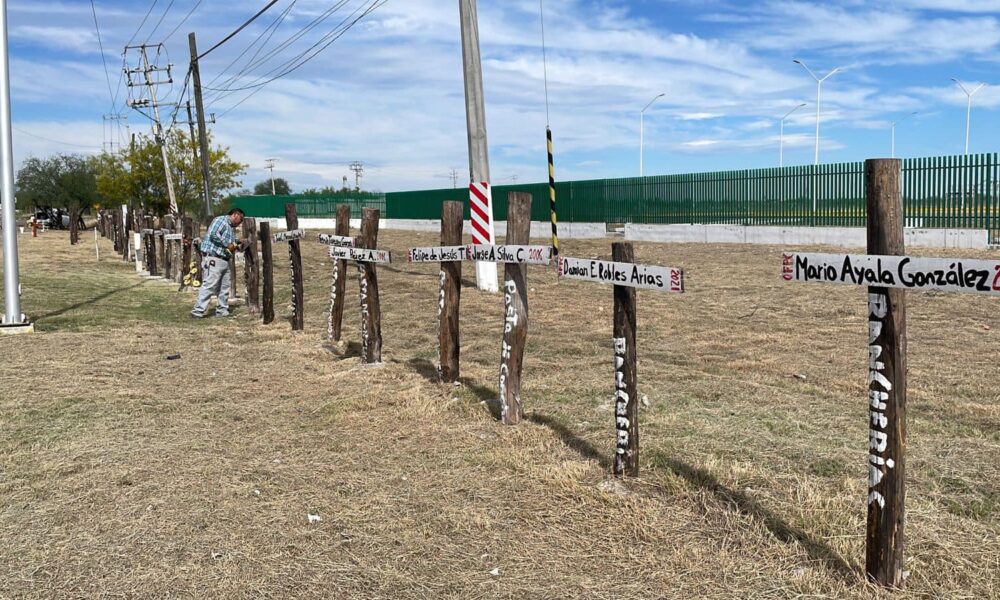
[782,158,1000,588]
[557,247,684,476]
[317,205,353,343]
[407,201,465,383]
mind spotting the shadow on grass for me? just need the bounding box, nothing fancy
[528,412,612,469]
[527,410,859,583]
[405,358,504,419]
[325,340,362,359]
[459,377,502,420]
[35,281,146,320]
[407,357,440,383]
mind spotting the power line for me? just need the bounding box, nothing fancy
[539,0,551,127]
[205,0,346,98]
[163,0,204,42]
[125,0,160,48]
[143,0,178,45]
[207,0,385,102]
[204,0,356,107]
[13,127,101,150]
[204,0,297,90]
[89,0,116,111]
[198,0,281,60]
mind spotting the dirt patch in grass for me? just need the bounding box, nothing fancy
[1,229,998,598]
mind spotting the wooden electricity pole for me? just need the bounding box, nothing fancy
[188,32,213,221]
[865,158,907,588]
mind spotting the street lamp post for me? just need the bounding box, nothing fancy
[890,111,918,158]
[951,78,986,155]
[265,158,278,195]
[779,103,807,168]
[793,60,843,165]
[639,92,665,177]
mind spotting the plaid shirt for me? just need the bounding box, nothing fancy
[201,215,236,258]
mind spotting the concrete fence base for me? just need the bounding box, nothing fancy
[261,218,992,250]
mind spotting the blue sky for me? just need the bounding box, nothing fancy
[7,0,1000,193]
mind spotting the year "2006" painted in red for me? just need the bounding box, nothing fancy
[993,265,1000,291]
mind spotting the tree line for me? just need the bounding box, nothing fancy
[15,129,246,243]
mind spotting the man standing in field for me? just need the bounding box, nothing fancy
[191,208,246,318]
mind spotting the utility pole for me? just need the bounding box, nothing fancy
[349,161,364,191]
[103,113,128,153]
[342,175,348,191]
[449,168,459,188]
[265,158,278,194]
[125,43,178,215]
[0,0,30,332]
[184,100,200,165]
[189,33,213,219]
[459,0,498,293]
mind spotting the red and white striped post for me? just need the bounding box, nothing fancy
[469,181,499,292]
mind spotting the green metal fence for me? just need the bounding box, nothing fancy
[386,153,998,231]
[231,193,386,220]
[230,154,999,232]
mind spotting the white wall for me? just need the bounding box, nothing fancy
[263,218,992,249]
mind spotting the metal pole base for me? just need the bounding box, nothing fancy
[0,320,34,335]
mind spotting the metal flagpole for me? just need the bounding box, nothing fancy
[0,0,31,333]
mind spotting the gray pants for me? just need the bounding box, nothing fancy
[192,256,232,316]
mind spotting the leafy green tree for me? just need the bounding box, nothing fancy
[90,129,247,219]
[253,177,291,196]
[90,151,131,208]
[16,154,99,244]
[129,130,247,218]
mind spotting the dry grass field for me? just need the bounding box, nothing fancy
[1,226,998,599]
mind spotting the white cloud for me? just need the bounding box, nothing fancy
[11,26,99,53]
[678,112,723,121]
[4,0,998,191]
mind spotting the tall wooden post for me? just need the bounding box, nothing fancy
[175,218,184,284]
[193,220,204,289]
[260,221,275,324]
[163,215,174,281]
[111,209,121,253]
[188,32,214,221]
[328,204,351,341]
[243,218,260,316]
[285,204,304,331]
[357,207,383,363]
[498,192,531,425]
[612,242,640,477]
[865,158,907,588]
[144,216,157,276]
[155,219,167,279]
[179,216,194,291]
[439,201,463,383]
[122,207,132,262]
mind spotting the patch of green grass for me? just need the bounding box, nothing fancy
[1,396,102,451]
[943,491,1000,521]
[809,457,849,478]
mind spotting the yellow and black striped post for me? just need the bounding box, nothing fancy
[547,126,559,256]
